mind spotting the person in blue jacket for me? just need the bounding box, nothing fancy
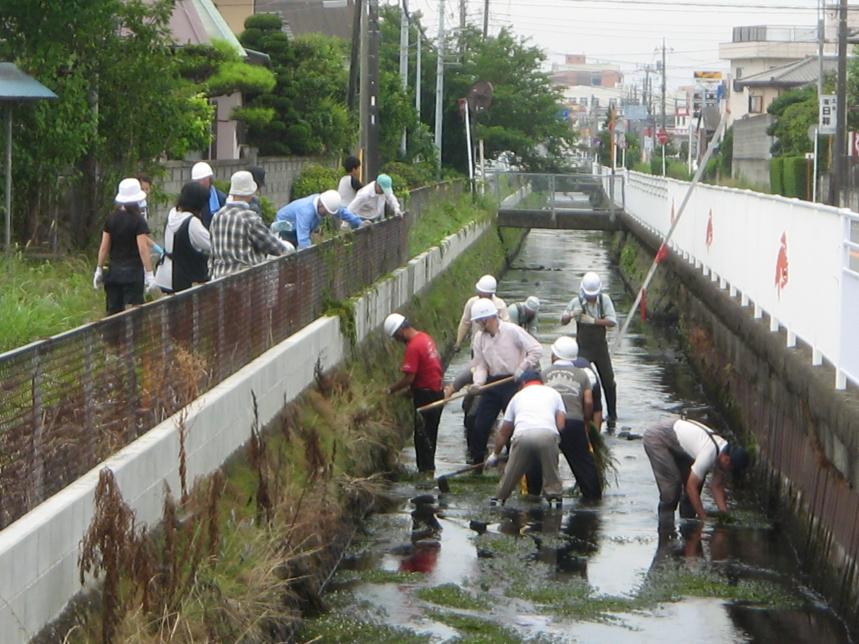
[273,189,365,249]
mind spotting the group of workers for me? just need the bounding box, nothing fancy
[93,155,403,313]
[385,270,750,527]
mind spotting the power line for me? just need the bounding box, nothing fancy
[513,0,818,10]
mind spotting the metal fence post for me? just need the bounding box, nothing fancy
[550,174,556,225]
[31,351,44,509]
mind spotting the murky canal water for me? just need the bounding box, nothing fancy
[301,230,852,643]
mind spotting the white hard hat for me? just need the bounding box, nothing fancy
[470,298,498,321]
[229,170,257,196]
[525,296,541,312]
[191,161,214,181]
[475,274,497,294]
[580,272,602,297]
[384,313,406,337]
[551,336,579,361]
[115,178,147,204]
[320,190,342,215]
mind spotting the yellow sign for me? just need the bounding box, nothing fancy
[694,71,722,80]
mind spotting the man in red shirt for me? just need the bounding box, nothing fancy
[385,313,444,473]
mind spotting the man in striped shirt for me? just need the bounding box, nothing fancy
[209,171,292,279]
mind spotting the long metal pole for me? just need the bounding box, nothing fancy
[661,37,667,133]
[483,0,489,38]
[613,115,728,352]
[464,99,474,182]
[814,3,823,202]
[415,31,421,118]
[366,0,380,178]
[434,0,445,176]
[399,0,409,157]
[5,107,11,253]
[359,0,368,179]
[833,0,848,206]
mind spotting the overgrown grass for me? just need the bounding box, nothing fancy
[408,192,494,258]
[0,253,102,352]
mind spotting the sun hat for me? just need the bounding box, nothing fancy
[115,178,147,204]
[525,296,541,312]
[229,170,257,197]
[191,161,214,181]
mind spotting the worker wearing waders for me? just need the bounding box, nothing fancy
[453,275,510,352]
[385,313,444,473]
[561,272,618,431]
[468,298,542,465]
[485,371,566,506]
[643,418,749,526]
[508,296,541,335]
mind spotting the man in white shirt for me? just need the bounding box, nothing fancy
[468,298,542,465]
[347,173,403,221]
[485,371,566,505]
[453,274,510,352]
[643,417,749,526]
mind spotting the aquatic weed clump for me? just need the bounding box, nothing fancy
[416,583,490,610]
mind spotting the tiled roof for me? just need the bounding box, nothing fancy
[169,0,246,56]
[735,56,838,88]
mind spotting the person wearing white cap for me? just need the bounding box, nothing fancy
[191,161,226,229]
[508,295,541,335]
[467,298,542,465]
[453,274,509,352]
[208,171,290,279]
[93,178,156,315]
[560,271,619,431]
[273,190,365,250]
[347,173,403,221]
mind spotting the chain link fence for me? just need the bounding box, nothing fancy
[0,184,466,530]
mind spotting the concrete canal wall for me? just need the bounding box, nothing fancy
[0,218,500,644]
[616,214,859,629]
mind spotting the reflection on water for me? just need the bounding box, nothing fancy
[313,230,851,643]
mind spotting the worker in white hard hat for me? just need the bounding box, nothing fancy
[208,171,290,279]
[508,295,541,335]
[536,336,602,500]
[453,274,510,352]
[273,189,366,250]
[384,313,445,473]
[561,271,619,431]
[191,161,227,229]
[468,298,542,465]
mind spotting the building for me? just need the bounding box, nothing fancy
[254,0,357,40]
[734,55,838,116]
[212,0,254,34]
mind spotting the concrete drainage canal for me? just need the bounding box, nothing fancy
[299,229,852,643]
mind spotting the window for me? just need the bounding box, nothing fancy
[749,95,763,113]
[736,67,743,80]
[591,73,602,86]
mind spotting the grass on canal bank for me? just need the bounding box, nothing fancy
[48,208,526,642]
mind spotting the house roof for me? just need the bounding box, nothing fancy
[735,55,838,89]
[254,0,356,41]
[170,0,246,56]
[0,64,57,103]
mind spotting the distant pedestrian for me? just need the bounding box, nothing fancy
[274,190,365,250]
[385,313,445,474]
[468,298,542,465]
[485,371,566,506]
[453,275,510,352]
[155,182,211,294]
[508,296,541,335]
[248,166,266,216]
[643,417,749,526]
[561,271,618,431]
[209,171,291,279]
[93,178,156,315]
[347,173,403,221]
[191,161,227,229]
[338,155,363,207]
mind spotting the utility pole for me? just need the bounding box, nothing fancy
[359,0,367,174]
[434,0,446,176]
[399,0,409,158]
[661,38,667,133]
[460,0,467,56]
[832,0,848,206]
[415,27,422,120]
[483,0,489,38]
[365,0,381,179]
[814,0,824,202]
[347,0,362,110]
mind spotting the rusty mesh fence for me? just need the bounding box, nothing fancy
[0,204,422,529]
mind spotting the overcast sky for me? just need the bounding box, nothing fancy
[404,0,823,91]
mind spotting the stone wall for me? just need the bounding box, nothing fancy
[615,215,859,631]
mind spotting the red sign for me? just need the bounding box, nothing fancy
[775,232,789,298]
[657,129,668,146]
[705,209,713,249]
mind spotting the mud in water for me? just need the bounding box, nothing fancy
[300,229,852,643]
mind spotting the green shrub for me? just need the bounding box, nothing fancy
[769,158,784,195]
[290,163,340,200]
[380,161,436,189]
[782,156,809,199]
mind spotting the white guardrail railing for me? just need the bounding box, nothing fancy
[597,166,858,390]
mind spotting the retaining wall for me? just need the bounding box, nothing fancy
[0,218,493,644]
[617,213,859,631]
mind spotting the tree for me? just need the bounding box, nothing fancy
[239,15,354,156]
[766,86,816,157]
[0,0,213,248]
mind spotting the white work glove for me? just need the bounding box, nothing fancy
[485,453,499,468]
[279,238,296,254]
[92,267,103,290]
[144,270,157,293]
[359,220,372,228]
[579,314,596,325]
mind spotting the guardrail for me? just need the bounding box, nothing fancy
[0,182,466,531]
[490,171,623,217]
[599,166,857,389]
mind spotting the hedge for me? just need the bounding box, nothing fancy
[769,157,784,195]
[782,156,808,199]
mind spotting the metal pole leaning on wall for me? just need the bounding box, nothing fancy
[612,115,728,352]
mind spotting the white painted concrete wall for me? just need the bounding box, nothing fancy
[601,167,857,389]
[0,219,493,643]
